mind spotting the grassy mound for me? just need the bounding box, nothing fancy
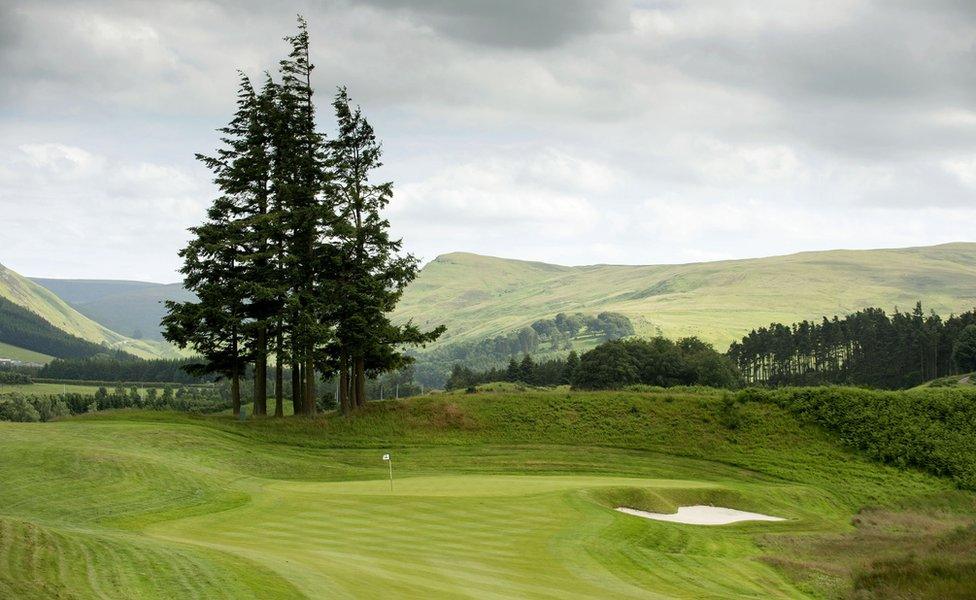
[1,387,974,598]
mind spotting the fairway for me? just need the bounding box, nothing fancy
[1,389,973,598]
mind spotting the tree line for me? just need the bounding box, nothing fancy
[0,389,231,423]
[728,303,976,389]
[446,336,738,390]
[445,352,581,389]
[162,17,442,417]
[38,354,216,383]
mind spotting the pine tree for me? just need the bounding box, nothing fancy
[162,202,249,414]
[519,354,535,383]
[274,16,335,415]
[506,358,520,382]
[328,87,442,413]
[562,350,580,384]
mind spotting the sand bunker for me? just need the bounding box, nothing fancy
[616,505,785,525]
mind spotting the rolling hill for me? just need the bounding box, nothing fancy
[396,242,976,352]
[0,263,179,361]
[17,242,976,368]
[31,278,193,341]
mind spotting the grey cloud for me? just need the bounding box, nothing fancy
[2,0,976,279]
[357,0,629,48]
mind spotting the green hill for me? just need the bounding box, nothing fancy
[21,242,976,368]
[31,278,193,341]
[1,388,974,598]
[396,242,976,352]
[0,263,178,360]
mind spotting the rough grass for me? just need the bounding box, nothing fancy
[1,387,974,598]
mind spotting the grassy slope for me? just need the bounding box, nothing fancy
[0,263,177,359]
[31,278,193,341]
[1,388,973,599]
[395,243,976,350]
[0,341,52,364]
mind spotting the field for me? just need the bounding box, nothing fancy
[395,243,976,350]
[1,387,974,598]
[0,382,173,398]
[0,341,52,364]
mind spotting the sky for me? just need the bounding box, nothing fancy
[1,0,975,282]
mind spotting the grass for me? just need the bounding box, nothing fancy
[0,382,171,398]
[0,340,52,364]
[395,243,976,350]
[1,387,974,598]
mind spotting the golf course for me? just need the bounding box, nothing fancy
[2,386,973,599]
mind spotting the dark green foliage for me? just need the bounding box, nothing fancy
[562,351,579,384]
[39,356,216,383]
[573,337,739,390]
[0,298,120,360]
[445,355,571,390]
[729,303,976,389]
[951,324,976,373]
[0,395,40,422]
[572,341,638,389]
[737,386,976,489]
[443,337,736,391]
[0,371,32,384]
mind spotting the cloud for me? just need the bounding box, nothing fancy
[358,0,630,48]
[1,0,976,279]
[390,149,605,239]
[0,143,208,279]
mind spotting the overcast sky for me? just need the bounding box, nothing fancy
[1,0,975,281]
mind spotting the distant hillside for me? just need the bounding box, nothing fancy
[19,243,976,370]
[0,297,122,360]
[394,242,976,352]
[0,263,178,361]
[31,278,193,341]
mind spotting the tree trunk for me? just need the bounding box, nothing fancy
[254,325,267,415]
[305,351,316,415]
[354,356,366,408]
[291,360,302,416]
[274,330,284,418]
[232,370,241,417]
[339,353,350,415]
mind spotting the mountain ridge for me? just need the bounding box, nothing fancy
[8,241,976,364]
[397,242,976,351]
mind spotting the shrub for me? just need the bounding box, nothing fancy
[0,396,40,422]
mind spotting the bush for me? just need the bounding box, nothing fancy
[737,387,976,490]
[0,396,40,422]
[0,371,32,385]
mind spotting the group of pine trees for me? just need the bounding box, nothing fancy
[163,18,442,417]
[445,352,581,389]
[728,303,976,388]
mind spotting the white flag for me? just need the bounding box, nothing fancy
[382,454,390,461]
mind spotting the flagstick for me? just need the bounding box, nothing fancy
[383,453,394,491]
